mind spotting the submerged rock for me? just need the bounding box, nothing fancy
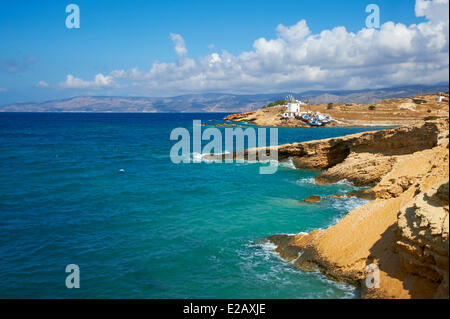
[301,195,321,203]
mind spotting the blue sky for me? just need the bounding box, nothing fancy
[0,0,448,105]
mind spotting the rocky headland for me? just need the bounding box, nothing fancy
[207,118,449,298]
[224,93,449,127]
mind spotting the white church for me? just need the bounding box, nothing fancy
[281,95,306,118]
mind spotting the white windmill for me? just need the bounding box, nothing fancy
[282,94,303,118]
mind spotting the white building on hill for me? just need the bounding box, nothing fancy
[281,95,305,118]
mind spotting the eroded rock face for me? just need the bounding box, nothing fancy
[315,153,396,187]
[205,120,448,179]
[396,181,449,298]
[264,119,449,299]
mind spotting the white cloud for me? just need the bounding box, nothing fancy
[0,87,7,92]
[59,73,117,89]
[416,0,449,23]
[36,80,49,88]
[56,0,449,95]
[170,33,188,57]
[276,19,310,42]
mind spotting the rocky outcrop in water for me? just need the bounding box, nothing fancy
[301,195,321,203]
[208,119,447,190]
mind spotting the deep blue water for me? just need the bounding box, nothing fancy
[0,113,388,298]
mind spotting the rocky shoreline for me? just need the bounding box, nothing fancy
[270,119,449,298]
[208,118,449,298]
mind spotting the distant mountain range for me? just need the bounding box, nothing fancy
[1,84,448,113]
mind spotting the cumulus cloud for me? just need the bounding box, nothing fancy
[59,73,117,89]
[170,33,188,56]
[56,0,449,95]
[416,0,449,22]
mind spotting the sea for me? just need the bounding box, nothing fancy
[0,113,389,298]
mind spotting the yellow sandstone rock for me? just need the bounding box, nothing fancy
[266,118,449,299]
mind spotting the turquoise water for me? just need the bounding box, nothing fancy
[0,113,387,298]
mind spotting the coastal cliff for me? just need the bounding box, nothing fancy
[265,119,449,298]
